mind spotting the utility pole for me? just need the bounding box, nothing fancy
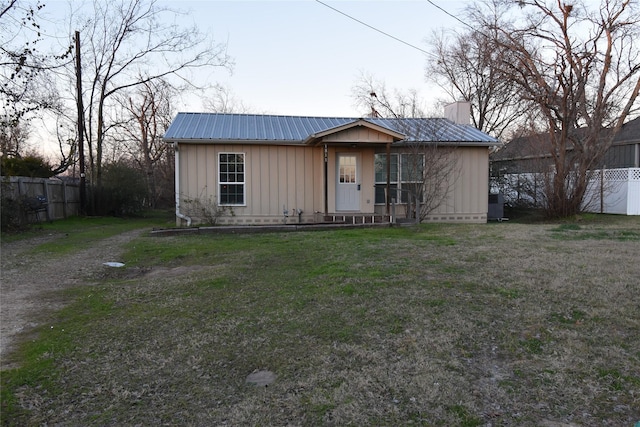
[75,30,86,215]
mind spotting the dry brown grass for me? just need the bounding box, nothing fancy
[2,216,639,426]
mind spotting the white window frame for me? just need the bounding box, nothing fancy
[218,152,246,206]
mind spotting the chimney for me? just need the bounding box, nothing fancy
[444,101,470,125]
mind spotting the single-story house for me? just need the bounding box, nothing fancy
[163,102,499,226]
[491,116,640,173]
[490,117,640,214]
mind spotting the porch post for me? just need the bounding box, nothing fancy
[386,142,391,215]
[324,144,328,215]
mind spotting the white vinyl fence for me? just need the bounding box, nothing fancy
[583,168,640,215]
[498,168,639,215]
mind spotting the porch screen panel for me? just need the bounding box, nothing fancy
[219,153,245,205]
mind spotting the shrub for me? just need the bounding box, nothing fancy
[0,180,26,231]
[0,155,54,178]
[182,193,230,225]
[92,162,147,216]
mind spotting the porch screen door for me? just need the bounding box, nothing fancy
[336,153,360,211]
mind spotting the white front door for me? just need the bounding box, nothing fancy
[336,153,360,211]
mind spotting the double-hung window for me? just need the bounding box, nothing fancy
[219,153,245,205]
[374,153,424,204]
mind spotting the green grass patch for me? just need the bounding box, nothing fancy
[8,211,173,256]
[447,404,483,427]
[549,215,640,241]
[552,223,582,232]
[521,337,544,355]
[551,228,640,241]
[550,309,587,324]
[1,286,115,422]
[496,287,522,299]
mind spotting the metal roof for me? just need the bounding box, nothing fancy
[163,113,498,145]
[367,117,498,143]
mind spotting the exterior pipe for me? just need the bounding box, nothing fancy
[174,143,192,227]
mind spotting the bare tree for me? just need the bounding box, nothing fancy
[474,0,640,218]
[116,77,175,208]
[352,73,431,119]
[0,120,29,156]
[1,1,73,121]
[426,21,532,140]
[70,0,231,210]
[2,0,46,126]
[203,84,254,114]
[354,78,459,221]
[390,120,459,221]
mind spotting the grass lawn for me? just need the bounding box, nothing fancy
[2,215,639,426]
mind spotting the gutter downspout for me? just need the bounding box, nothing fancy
[174,142,192,226]
[386,142,391,217]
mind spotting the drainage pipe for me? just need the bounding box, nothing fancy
[174,143,192,226]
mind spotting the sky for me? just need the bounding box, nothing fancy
[25,0,468,155]
[160,0,468,117]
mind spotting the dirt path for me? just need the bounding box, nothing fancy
[0,229,145,369]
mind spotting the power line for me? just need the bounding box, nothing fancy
[314,0,436,58]
[424,0,474,31]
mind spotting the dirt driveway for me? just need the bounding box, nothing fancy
[0,229,145,369]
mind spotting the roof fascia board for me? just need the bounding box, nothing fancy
[303,119,405,145]
[394,140,499,148]
[492,152,554,162]
[163,138,305,146]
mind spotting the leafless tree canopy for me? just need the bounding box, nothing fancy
[474,0,640,217]
[1,1,72,123]
[426,20,533,140]
[71,0,231,195]
[115,77,176,208]
[204,84,255,114]
[0,120,29,157]
[352,74,431,119]
[353,78,459,220]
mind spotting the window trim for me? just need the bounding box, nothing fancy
[218,152,246,207]
[374,153,425,204]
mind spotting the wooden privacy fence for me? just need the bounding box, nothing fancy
[2,176,80,222]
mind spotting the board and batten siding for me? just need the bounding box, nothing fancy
[177,143,490,225]
[177,143,323,224]
[322,126,396,144]
[370,146,490,223]
[427,146,489,222]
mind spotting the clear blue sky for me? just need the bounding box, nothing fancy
[169,0,467,116]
